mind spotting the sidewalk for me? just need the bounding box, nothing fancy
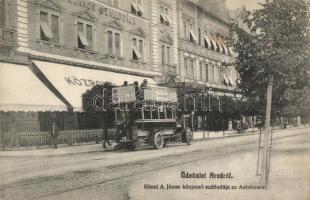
[0,143,104,157]
[0,126,307,157]
[192,128,260,140]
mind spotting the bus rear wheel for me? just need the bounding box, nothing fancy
[152,132,164,149]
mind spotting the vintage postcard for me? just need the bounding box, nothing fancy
[0,0,309,200]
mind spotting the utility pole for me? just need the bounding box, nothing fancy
[260,5,275,186]
[260,74,274,187]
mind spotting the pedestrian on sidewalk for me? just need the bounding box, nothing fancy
[49,120,59,149]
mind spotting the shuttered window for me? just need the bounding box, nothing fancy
[108,31,113,54]
[39,11,60,44]
[77,21,94,50]
[107,30,121,57]
[132,37,143,61]
[51,15,59,43]
[115,32,120,56]
[0,0,5,27]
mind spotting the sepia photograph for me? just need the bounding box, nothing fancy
[0,0,309,199]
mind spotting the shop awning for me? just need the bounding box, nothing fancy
[223,44,229,55]
[32,60,157,112]
[189,30,197,42]
[0,63,67,112]
[204,35,211,48]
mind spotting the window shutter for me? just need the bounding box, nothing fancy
[108,31,113,54]
[86,24,93,48]
[115,32,120,56]
[138,39,143,58]
[78,32,89,47]
[40,12,53,40]
[0,0,5,27]
[51,15,59,43]
[166,46,170,65]
[161,45,165,64]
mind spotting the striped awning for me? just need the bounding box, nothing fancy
[32,60,156,112]
[0,62,67,112]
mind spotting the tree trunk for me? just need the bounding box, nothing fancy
[261,74,274,186]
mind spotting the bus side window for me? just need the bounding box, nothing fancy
[151,105,159,119]
[144,104,151,119]
[166,107,173,119]
[159,106,166,119]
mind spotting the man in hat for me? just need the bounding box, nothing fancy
[49,120,59,149]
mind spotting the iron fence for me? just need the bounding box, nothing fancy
[1,129,116,150]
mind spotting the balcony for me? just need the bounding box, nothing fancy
[179,39,234,64]
[0,27,17,48]
[101,55,150,72]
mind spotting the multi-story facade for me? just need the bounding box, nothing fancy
[0,0,238,139]
[175,0,237,95]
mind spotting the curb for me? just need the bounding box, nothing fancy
[0,127,308,157]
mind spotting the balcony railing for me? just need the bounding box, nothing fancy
[0,27,17,47]
[102,55,150,72]
[179,39,234,64]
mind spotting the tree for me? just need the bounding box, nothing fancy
[230,0,310,186]
[82,82,115,147]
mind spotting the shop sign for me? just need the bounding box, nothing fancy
[112,85,136,103]
[143,86,176,102]
[64,76,105,87]
[66,0,136,25]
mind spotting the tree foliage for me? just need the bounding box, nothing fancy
[82,82,115,128]
[230,0,310,116]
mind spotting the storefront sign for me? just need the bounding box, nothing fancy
[66,0,96,12]
[64,76,105,87]
[112,85,136,103]
[66,0,136,25]
[99,6,136,25]
[144,86,177,102]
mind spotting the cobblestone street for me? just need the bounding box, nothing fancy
[0,128,309,200]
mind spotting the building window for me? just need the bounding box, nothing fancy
[190,59,195,79]
[112,0,119,8]
[218,66,222,84]
[183,20,188,38]
[107,30,121,57]
[199,61,203,81]
[184,57,188,76]
[210,39,215,50]
[77,21,94,50]
[132,37,143,61]
[209,64,214,83]
[0,0,5,27]
[131,0,143,16]
[39,11,60,44]
[198,28,201,46]
[205,63,209,82]
[215,42,220,52]
[204,39,208,48]
[213,65,220,83]
[222,44,226,54]
[161,44,171,65]
[189,24,197,44]
[160,6,170,26]
[161,45,165,64]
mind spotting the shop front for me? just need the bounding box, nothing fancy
[0,61,157,149]
[0,62,68,149]
[31,60,156,112]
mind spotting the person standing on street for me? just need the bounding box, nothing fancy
[49,120,59,149]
